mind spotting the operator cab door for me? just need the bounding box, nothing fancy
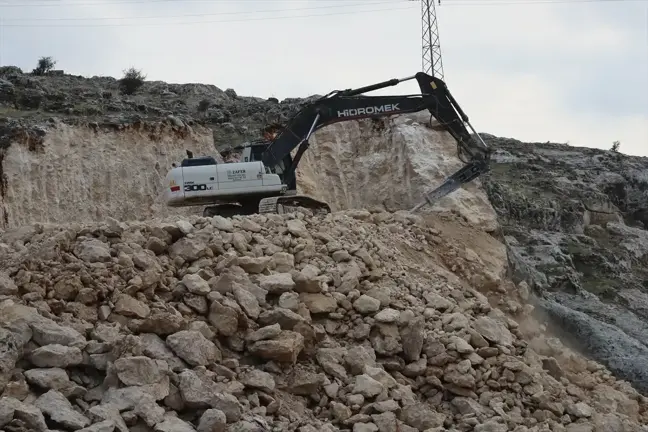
[181,157,219,198]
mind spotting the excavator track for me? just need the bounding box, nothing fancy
[203,203,255,218]
[258,194,331,215]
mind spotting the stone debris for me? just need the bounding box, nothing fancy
[0,208,646,432]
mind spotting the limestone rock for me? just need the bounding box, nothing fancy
[166,330,221,366]
[0,179,645,432]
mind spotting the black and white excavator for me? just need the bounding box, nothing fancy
[164,71,491,217]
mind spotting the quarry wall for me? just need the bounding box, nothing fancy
[0,113,498,233]
[299,112,497,232]
[0,121,216,229]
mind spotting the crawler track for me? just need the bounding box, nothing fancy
[258,194,331,215]
[202,194,331,218]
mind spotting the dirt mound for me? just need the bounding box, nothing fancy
[0,209,645,431]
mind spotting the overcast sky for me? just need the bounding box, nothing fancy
[1,0,646,156]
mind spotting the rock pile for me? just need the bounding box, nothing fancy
[0,209,646,432]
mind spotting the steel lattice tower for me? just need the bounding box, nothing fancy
[419,0,444,79]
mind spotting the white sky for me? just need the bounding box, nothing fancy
[1,0,647,156]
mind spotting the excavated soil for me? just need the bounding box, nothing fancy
[0,209,646,432]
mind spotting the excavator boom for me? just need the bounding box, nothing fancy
[260,72,492,211]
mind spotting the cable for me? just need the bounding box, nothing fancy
[0,0,392,7]
[1,0,644,5]
[0,0,639,25]
[1,0,403,21]
[0,0,642,9]
[443,0,648,4]
[0,4,417,27]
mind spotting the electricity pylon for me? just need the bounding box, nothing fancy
[417,0,444,79]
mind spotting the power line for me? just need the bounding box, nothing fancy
[0,0,393,6]
[0,4,417,27]
[443,0,648,5]
[0,0,639,24]
[0,0,645,6]
[1,0,403,21]
[0,0,641,28]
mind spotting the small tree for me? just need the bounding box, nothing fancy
[32,56,56,75]
[611,140,620,152]
[118,67,146,95]
[198,98,211,112]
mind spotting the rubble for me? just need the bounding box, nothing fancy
[0,209,646,432]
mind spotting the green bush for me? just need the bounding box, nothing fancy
[118,67,146,95]
[198,98,211,112]
[32,56,56,76]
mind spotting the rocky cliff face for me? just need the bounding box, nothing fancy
[299,112,497,232]
[1,66,495,232]
[0,120,217,228]
[1,65,648,430]
[482,136,648,394]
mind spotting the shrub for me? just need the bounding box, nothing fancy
[198,98,211,112]
[118,67,146,95]
[32,56,56,75]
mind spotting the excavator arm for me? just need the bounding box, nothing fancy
[260,72,492,211]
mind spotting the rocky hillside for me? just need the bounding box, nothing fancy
[1,208,646,432]
[481,137,648,395]
[0,65,308,152]
[1,65,648,431]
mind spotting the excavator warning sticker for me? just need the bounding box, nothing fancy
[169,179,180,192]
[226,169,246,181]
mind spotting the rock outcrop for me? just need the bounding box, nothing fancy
[0,65,307,148]
[0,209,646,432]
[482,136,648,395]
[299,112,497,232]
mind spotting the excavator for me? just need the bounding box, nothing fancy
[164,71,491,217]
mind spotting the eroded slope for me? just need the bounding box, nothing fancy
[482,136,648,395]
